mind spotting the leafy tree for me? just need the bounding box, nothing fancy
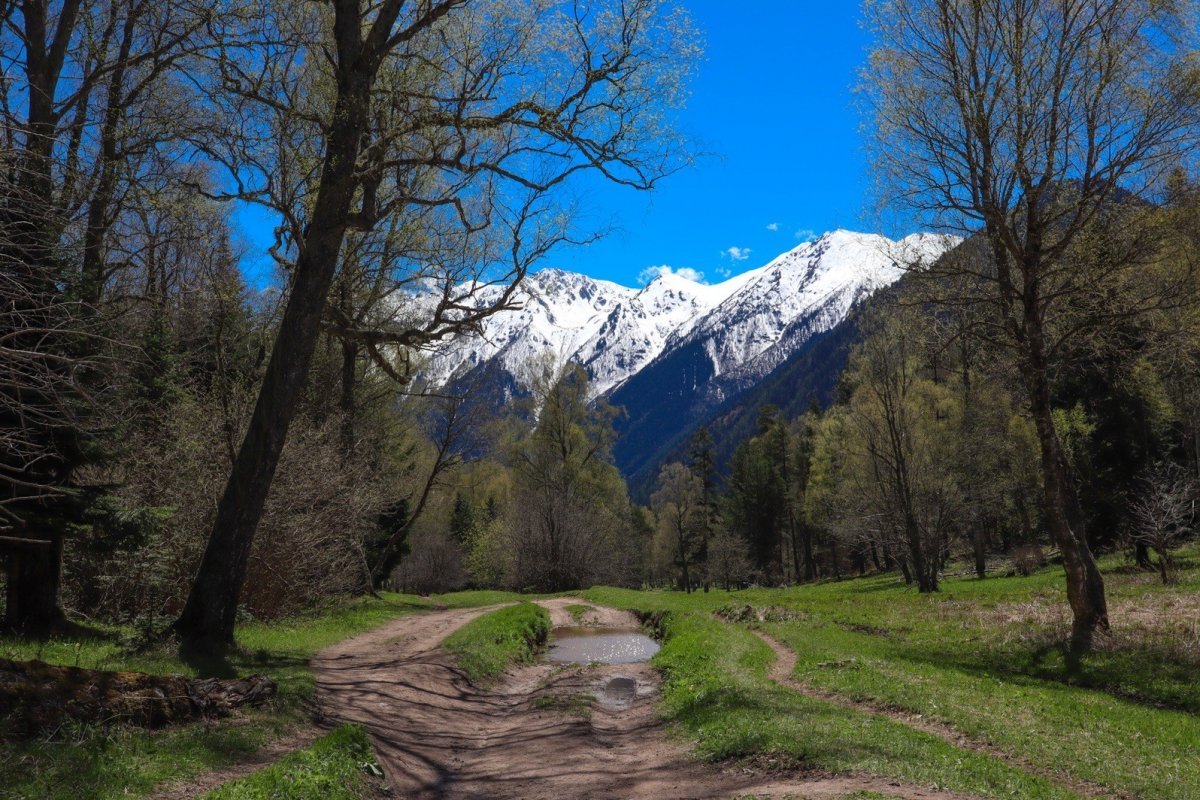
[686,427,719,588]
[0,0,212,633]
[725,430,785,580]
[826,310,966,592]
[863,0,1200,649]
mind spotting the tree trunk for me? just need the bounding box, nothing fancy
[973,529,987,579]
[173,62,374,650]
[905,514,935,593]
[1027,374,1109,653]
[339,338,358,456]
[1156,550,1173,585]
[80,4,137,304]
[802,523,817,581]
[869,537,883,571]
[679,528,691,594]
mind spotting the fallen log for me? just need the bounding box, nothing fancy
[0,658,277,737]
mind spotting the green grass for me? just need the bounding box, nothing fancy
[0,593,431,800]
[641,608,1077,799]
[442,602,550,684]
[756,567,1200,800]
[586,547,1200,800]
[200,724,379,800]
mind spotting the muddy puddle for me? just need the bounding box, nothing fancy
[547,627,660,665]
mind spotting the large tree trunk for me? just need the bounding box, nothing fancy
[802,523,817,581]
[1134,541,1154,571]
[904,514,936,593]
[173,62,374,650]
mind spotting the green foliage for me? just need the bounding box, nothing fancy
[564,603,592,622]
[531,692,593,717]
[442,603,550,683]
[201,725,378,800]
[1051,403,1096,475]
[506,361,633,590]
[429,587,537,606]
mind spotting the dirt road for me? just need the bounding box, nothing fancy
[314,598,980,800]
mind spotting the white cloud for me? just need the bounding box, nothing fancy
[723,246,752,262]
[716,266,733,279]
[638,264,707,285]
[794,228,816,242]
[766,222,780,232]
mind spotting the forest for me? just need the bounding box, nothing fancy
[3,1,1200,799]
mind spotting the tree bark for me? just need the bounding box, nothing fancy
[1134,541,1153,571]
[339,338,358,456]
[905,513,935,593]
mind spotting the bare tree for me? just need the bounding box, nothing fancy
[173,0,697,649]
[863,0,1200,649]
[0,262,88,631]
[1131,464,1196,584]
[651,462,702,593]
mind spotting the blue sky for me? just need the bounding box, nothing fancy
[550,0,886,287]
[239,2,890,290]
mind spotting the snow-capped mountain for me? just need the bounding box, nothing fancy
[417,259,756,397]
[664,230,959,397]
[416,229,958,405]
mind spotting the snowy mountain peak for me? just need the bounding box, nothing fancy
[413,230,961,400]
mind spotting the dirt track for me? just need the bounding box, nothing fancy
[313,598,982,800]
